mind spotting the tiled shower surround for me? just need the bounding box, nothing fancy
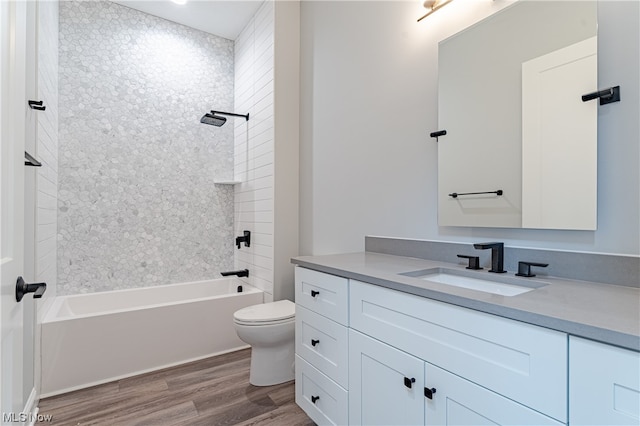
[58,1,236,294]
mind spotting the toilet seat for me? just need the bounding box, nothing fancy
[233,300,295,326]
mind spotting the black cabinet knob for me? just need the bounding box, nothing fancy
[310,290,320,298]
[311,395,320,404]
[424,387,437,399]
[311,339,320,347]
[404,377,416,389]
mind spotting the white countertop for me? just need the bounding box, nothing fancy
[292,252,640,351]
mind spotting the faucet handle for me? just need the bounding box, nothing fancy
[457,255,483,270]
[515,261,548,278]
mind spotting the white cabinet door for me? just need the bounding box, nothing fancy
[349,330,424,426]
[425,363,564,426]
[570,336,640,425]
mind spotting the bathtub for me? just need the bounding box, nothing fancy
[41,278,263,397]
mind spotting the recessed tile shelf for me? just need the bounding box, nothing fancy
[213,180,242,185]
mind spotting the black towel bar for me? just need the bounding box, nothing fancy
[449,190,503,199]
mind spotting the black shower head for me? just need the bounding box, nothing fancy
[200,110,249,127]
[200,112,227,127]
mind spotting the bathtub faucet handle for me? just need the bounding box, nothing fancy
[16,276,47,302]
[235,230,251,249]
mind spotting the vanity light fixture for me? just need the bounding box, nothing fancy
[418,0,453,22]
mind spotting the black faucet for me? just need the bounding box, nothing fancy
[221,269,249,278]
[235,230,251,249]
[473,242,506,273]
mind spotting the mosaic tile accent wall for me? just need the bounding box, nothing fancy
[58,1,236,294]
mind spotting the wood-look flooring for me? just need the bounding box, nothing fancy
[37,348,315,426]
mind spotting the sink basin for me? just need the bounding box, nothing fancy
[399,268,547,296]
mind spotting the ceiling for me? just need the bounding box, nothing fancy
[111,0,264,40]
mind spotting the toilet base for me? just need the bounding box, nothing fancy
[249,342,295,386]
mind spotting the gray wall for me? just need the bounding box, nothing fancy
[58,1,236,294]
[299,0,639,257]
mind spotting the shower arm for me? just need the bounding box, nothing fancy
[211,111,249,121]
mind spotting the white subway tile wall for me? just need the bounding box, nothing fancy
[37,0,59,296]
[57,1,236,294]
[234,1,275,300]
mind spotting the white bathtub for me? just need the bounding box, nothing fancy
[41,278,263,397]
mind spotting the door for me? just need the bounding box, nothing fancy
[1,0,27,421]
[22,0,38,410]
[425,363,564,426]
[521,36,598,230]
[349,329,424,426]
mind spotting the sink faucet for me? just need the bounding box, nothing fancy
[473,242,506,273]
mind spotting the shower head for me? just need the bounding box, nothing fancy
[200,113,227,127]
[200,110,249,127]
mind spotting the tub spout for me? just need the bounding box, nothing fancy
[221,269,249,278]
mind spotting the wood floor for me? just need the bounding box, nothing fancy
[37,348,315,426]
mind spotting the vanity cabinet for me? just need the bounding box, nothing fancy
[294,266,638,425]
[294,267,349,425]
[569,336,640,425]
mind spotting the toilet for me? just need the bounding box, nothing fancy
[233,299,296,386]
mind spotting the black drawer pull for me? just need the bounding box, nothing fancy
[311,395,320,404]
[311,339,320,347]
[424,387,437,399]
[404,377,416,389]
[310,290,320,297]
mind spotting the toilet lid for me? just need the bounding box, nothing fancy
[233,300,295,324]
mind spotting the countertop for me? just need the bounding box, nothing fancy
[292,252,640,351]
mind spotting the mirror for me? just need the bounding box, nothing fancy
[437,1,598,230]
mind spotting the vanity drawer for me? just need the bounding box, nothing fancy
[296,305,349,388]
[295,267,348,325]
[295,355,348,426]
[349,280,568,423]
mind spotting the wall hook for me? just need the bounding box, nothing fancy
[28,100,46,111]
[24,151,42,167]
[430,130,447,141]
[581,86,620,105]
